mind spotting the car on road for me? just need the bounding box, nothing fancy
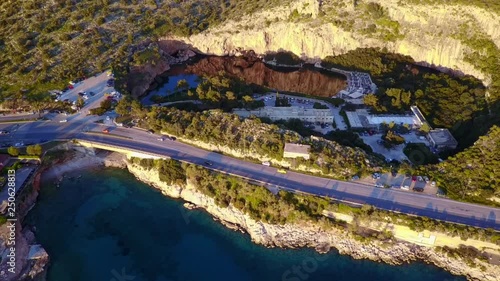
[89,91,96,97]
[59,119,68,123]
[277,169,287,174]
[147,130,154,134]
[157,137,164,141]
[262,161,271,166]
[0,130,9,135]
[14,142,24,147]
[102,129,109,134]
[204,161,213,166]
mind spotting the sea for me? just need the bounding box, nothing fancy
[26,167,464,281]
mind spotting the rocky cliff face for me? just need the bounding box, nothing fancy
[185,56,347,97]
[168,0,499,84]
[127,162,500,281]
[0,171,48,281]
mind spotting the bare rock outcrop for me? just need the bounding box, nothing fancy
[166,0,499,84]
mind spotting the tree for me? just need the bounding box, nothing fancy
[115,96,131,116]
[242,95,253,103]
[131,100,146,119]
[386,88,402,109]
[100,99,112,111]
[363,94,379,108]
[75,96,85,110]
[420,123,431,133]
[26,144,42,156]
[176,79,189,91]
[7,146,19,156]
[225,91,236,101]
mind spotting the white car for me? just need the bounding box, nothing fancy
[59,119,68,123]
[106,116,110,121]
[262,161,271,166]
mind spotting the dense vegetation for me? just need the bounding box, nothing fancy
[117,101,378,178]
[403,0,500,14]
[322,48,494,149]
[0,0,292,102]
[420,126,500,206]
[150,74,265,110]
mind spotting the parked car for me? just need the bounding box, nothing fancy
[423,176,430,182]
[147,129,154,135]
[412,176,417,182]
[413,187,424,192]
[417,176,424,182]
[102,129,109,134]
[277,169,287,174]
[157,137,164,141]
[262,162,271,167]
[59,119,67,123]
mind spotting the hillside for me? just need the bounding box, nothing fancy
[0,0,293,98]
[422,126,500,206]
[175,0,500,101]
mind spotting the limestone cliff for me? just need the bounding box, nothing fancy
[168,0,500,84]
[126,162,500,281]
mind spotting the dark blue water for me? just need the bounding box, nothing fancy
[143,74,199,105]
[27,168,464,281]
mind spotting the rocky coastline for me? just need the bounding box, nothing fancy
[126,162,499,281]
[8,148,499,281]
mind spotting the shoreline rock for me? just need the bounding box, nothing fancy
[126,162,499,281]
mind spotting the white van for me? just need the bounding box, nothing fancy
[262,162,271,167]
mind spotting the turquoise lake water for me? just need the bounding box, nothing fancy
[26,168,464,281]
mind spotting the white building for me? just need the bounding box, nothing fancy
[346,109,419,128]
[233,106,334,123]
[283,143,310,160]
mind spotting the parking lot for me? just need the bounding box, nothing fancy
[357,172,438,195]
[56,72,116,112]
[359,131,432,162]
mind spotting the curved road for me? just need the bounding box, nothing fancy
[2,120,500,230]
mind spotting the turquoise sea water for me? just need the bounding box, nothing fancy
[26,168,464,281]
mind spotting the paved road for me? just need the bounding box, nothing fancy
[2,120,499,230]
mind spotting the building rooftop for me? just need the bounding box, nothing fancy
[284,143,310,155]
[428,129,458,146]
